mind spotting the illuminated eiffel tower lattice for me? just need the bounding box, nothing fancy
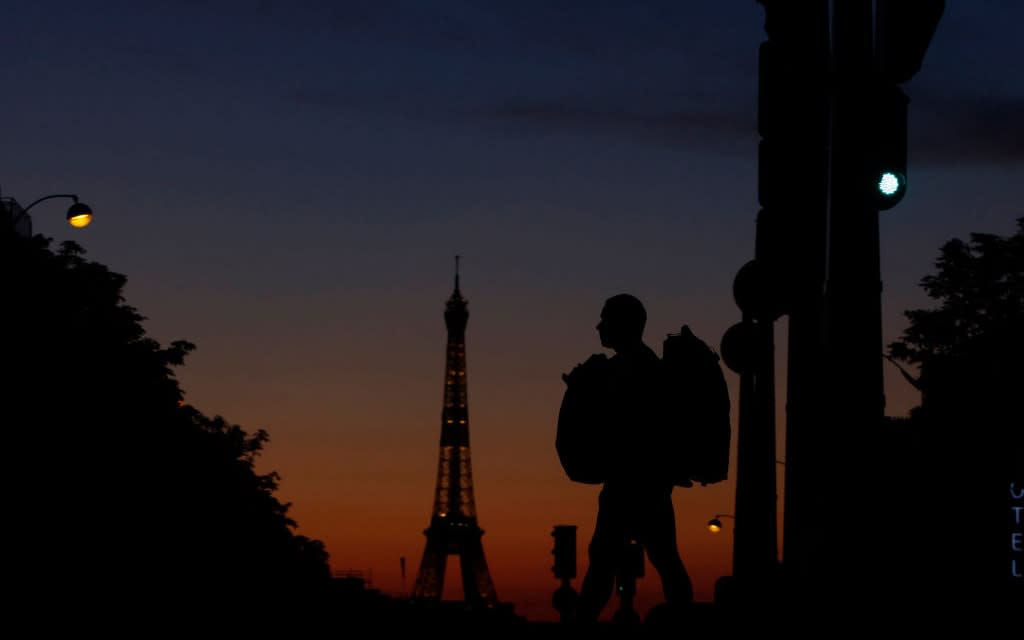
[411,257,498,607]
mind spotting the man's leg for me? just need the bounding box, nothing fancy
[641,491,694,606]
[576,490,629,622]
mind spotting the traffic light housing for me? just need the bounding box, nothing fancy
[870,82,909,211]
[870,0,944,211]
[753,0,830,320]
[755,39,796,317]
[756,40,794,213]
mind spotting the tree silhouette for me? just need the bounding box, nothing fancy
[2,229,330,628]
[889,216,1023,419]
[886,217,1023,615]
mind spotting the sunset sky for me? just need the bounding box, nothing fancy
[4,0,1022,622]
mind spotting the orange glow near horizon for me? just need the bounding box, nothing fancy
[170,290,924,624]
[240,401,772,623]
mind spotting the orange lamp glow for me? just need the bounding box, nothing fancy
[707,513,733,534]
[66,202,93,228]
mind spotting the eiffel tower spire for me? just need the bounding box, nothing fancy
[411,258,498,607]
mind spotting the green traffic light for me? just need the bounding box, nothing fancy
[878,171,904,198]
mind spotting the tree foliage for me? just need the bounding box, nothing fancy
[888,216,1023,421]
[889,216,1023,362]
[2,229,330,625]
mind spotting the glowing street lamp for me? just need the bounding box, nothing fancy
[65,200,94,228]
[20,194,93,229]
[708,514,736,534]
[2,187,94,237]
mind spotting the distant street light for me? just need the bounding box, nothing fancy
[708,514,736,534]
[1,186,94,237]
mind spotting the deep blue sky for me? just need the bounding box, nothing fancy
[4,0,1022,620]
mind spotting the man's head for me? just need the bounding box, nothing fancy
[597,294,646,352]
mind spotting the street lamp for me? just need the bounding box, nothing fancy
[708,514,736,534]
[1,187,94,237]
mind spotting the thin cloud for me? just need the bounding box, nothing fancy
[476,98,755,149]
[911,92,1024,166]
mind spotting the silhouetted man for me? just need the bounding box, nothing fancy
[571,293,693,623]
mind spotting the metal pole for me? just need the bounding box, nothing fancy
[778,0,831,603]
[731,310,779,597]
[821,0,884,604]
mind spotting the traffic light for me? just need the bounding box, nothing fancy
[870,82,908,210]
[870,0,944,211]
[755,39,798,317]
[754,1,829,318]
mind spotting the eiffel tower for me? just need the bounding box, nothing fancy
[411,257,499,607]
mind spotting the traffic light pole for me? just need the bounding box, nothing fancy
[731,310,779,586]
[819,0,886,607]
[748,0,943,620]
[719,1,832,611]
[768,0,831,606]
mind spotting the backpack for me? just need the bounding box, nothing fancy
[661,325,732,487]
[556,354,611,484]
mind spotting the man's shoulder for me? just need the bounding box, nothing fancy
[610,343,659,360]
[633,343,661,366]
[609,344,661,377]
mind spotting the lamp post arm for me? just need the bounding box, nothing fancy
[15,194,81,224]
